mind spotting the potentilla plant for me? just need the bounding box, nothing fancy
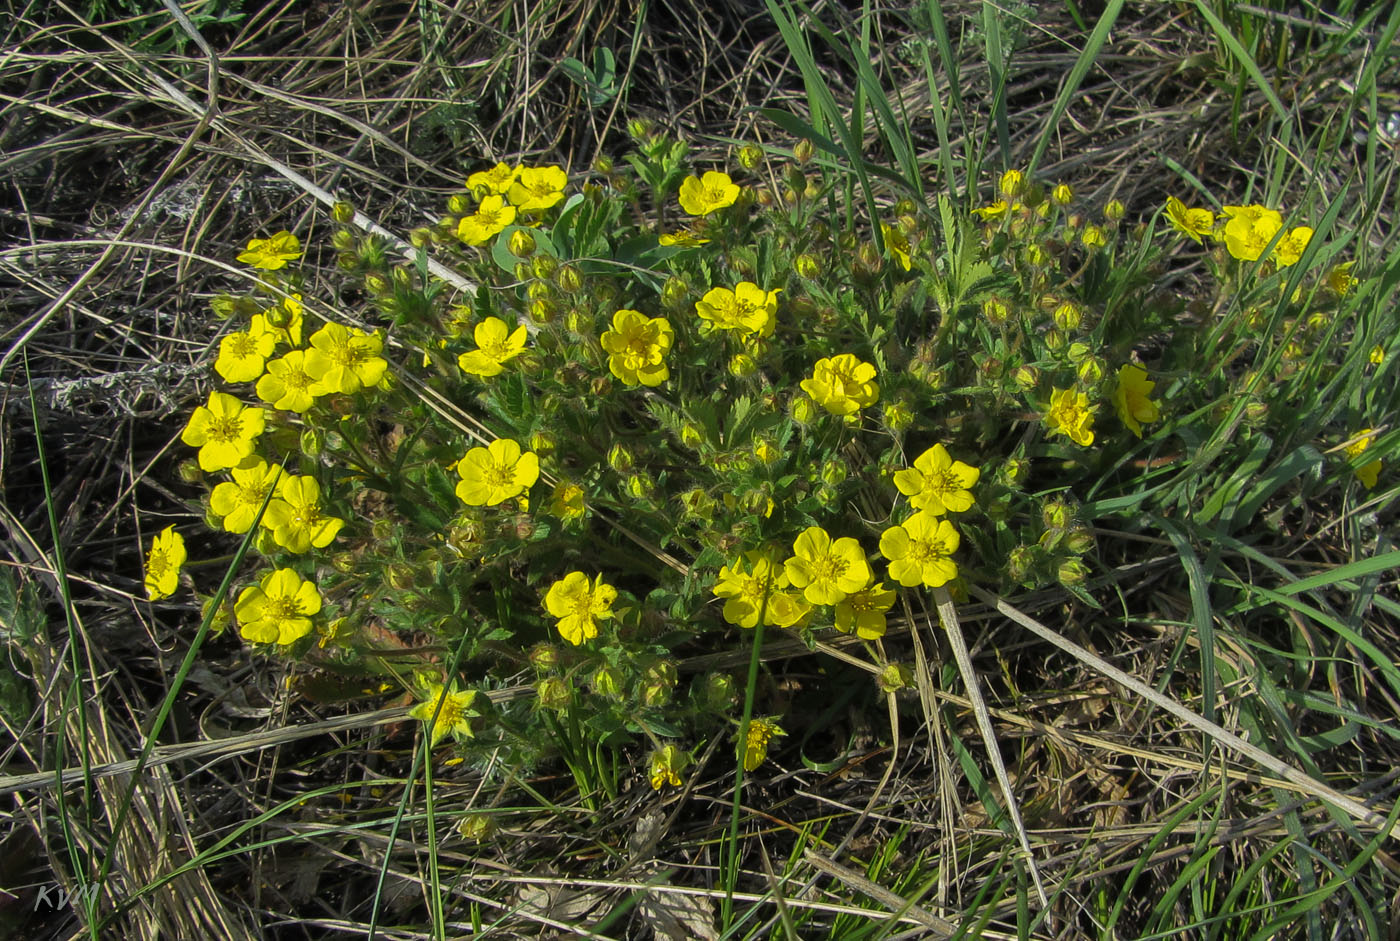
[148,127,1371,795]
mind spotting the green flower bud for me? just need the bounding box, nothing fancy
[299,428,322,457]
[607,444,634,473]
[1076,357,1103,385]
[556,263,583,294]
[1065,525,1095,555]
[1043,327,1066,352]
[254,528,278,555]
[1057,558,1089,587]
[532,254,558,280]
[625,473,653,500]
[178,460,203,484]
[1042,499,1074,533]
[529,298,556,324]
[447,194,471,215]
[700,673,735,711]
[591,155,614,175]
[512,261,531,282]
[883,399,913,433]
[1104,199,1125,221]
[330,229,356,252]
[793,138,814,164]
[209,294,238,319]
[536,676,572,711]
[738,144,763,170]
[529,642,561,671]
[1053,301,1082,333]
[1007,545,1035,582]
[458,814,496,841]
[363,272,389,297]
[371,518,395,543]
[1051,183,1074,206]
[509,230,536,257]
[982,297,1010,326]
[821,459,847,486]
[1013,365,1039,390]
[679,487,716,522]
[729,353,758,377]
[790,395,817,426]
[592,665,624,699]
[794,253,821,280]
[330,551,357,574]
[877,662,914,693]
[1003,457,1030,484]
[387,564,415,590]
[409,227,434,249]
[331,201,356,224]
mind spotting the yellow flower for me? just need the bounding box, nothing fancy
[694,283,779,337]
[234,568,321,645]
[1112,364,1160,438]
[409,680,480,746]
[892,444,980,515]
[548,481,586,521]
[973,200,1009,220]
[209,459,284,533]
[712,552,810,629]
[600,309,673,387]
[1045,387,1096,446]
[255,350,320,412]
[782,526,872,606]
[1345,429,1382,490]
[262,475,344,553]
[1368,345,1384,366]
[881,223,912,271]
[800,354,879,416]
[879,511,960,588]
[1164,196,1214,244]
[678,170,739,216]
[544,571,617,645]
[456,194,517,246]
[833,580,896,639]
[1221,204,1283,262]
[740,717,785,772]
[506,165,568,211]
[658,229,710,247]
[649,744,688,790]
[457,317,528,377]
[144,525,186,600]
[215,316,277,383]
[236,231,302,270]
[1274,226,1313,267]
[304,322,388,395]
[181,391,265,471]
[466,162,519,198]
[1327,262,1357,296]
[455,438,539,507]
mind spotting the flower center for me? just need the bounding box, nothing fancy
[148,550,170,578]
[209,414,244,443]
[478,207,502,226]
[229,333,258,358]
[285,367,314,390]
[486,460,517,491]
[813,554,848,583]
[267,595,302,622]
[482,336,512,358]
[908,535,948,565]
[529,180,554,197]
[332,342,367,369]
[239,481,270,505]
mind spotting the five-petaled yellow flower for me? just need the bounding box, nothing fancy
[783,526,872,606]
[679,171,739,216]
[457,194,517,246]
[1045,387,1096,446]
[892,444,980,515]
[1345,428,1383,490]
[235,568,321,645]
[1221,204,1283,262]
[215,315,277,383]
[457,317,528,377]
[1327,262,1357,297]
[467,162,519,198]
[649,744,689,790]
[262,475,344,553]
[1112,364,1160,438]
[800,354,880,416]
[694,283,779,337]
[740,717,785,772]
[210,459,283,533]
[304,322,388,395]
[548,481,586,521]
[712,552,810,629]
[1273,226,1313,267]
[880,511,960,588]
[834,580,896,639]
[181,391,265,471]
[455,438,539,506]
[600,309,673,387]
[256,350,320,412]
[237,231,302,270]
[507,165,567,212]
[144,525,186,600]
[409,680,480,746]
[544,571,617,645]
[1164,196,1214,244]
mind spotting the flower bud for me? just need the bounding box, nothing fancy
[178,460,203,484]
[877,662,914,693]
[331,551,357,573]
[1053,301,1082,333]
[387,564,415,590]
[447,194,471,215]
[512,261,531,282]
[1051,183,1073,206]
[753,437,780,466]
[371,518,395,543]
[680,487,716,521]
[1057,558,1088,587]
[625,473,654,500]
[1043,327,1066,352]
[1042,499,1074,533]
[738,144,763,170]
[409,226,434,249]
[883,398,913,433]
[1081,225,1107,249]
[363,272,389,297]
[299,428,323,457]
[536,676,572,711]
[1003,456,1030,484]
[999,169,1024,199]
[793,138,814,164]
[790,395,817,426]
[508,230,536,257]
[680,422,705,450]
[1076,357,1103,385]
[592,665,624,699]
[529,642,561,671]
[209,294,239,319]
[1064,525,1095,554]
[982,296,1010,326]
[590,375,612,397]
[336,252,359,272]
[627,117,653,140]
[591,155,614,175]
[729,353,757,377]
[458,815,496,841]
[254,528,279,556]
[661,276,689,310]
[332,201,355,224]
[607,444,634,473]
[857,240,882,270]
[821,459,847,486]
[528,254,557,280]
[795,253,821,280]
[529,298,556,324]
[1007,545,1035,582]
[700,673,735,711]
[1104,199,1125,222]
